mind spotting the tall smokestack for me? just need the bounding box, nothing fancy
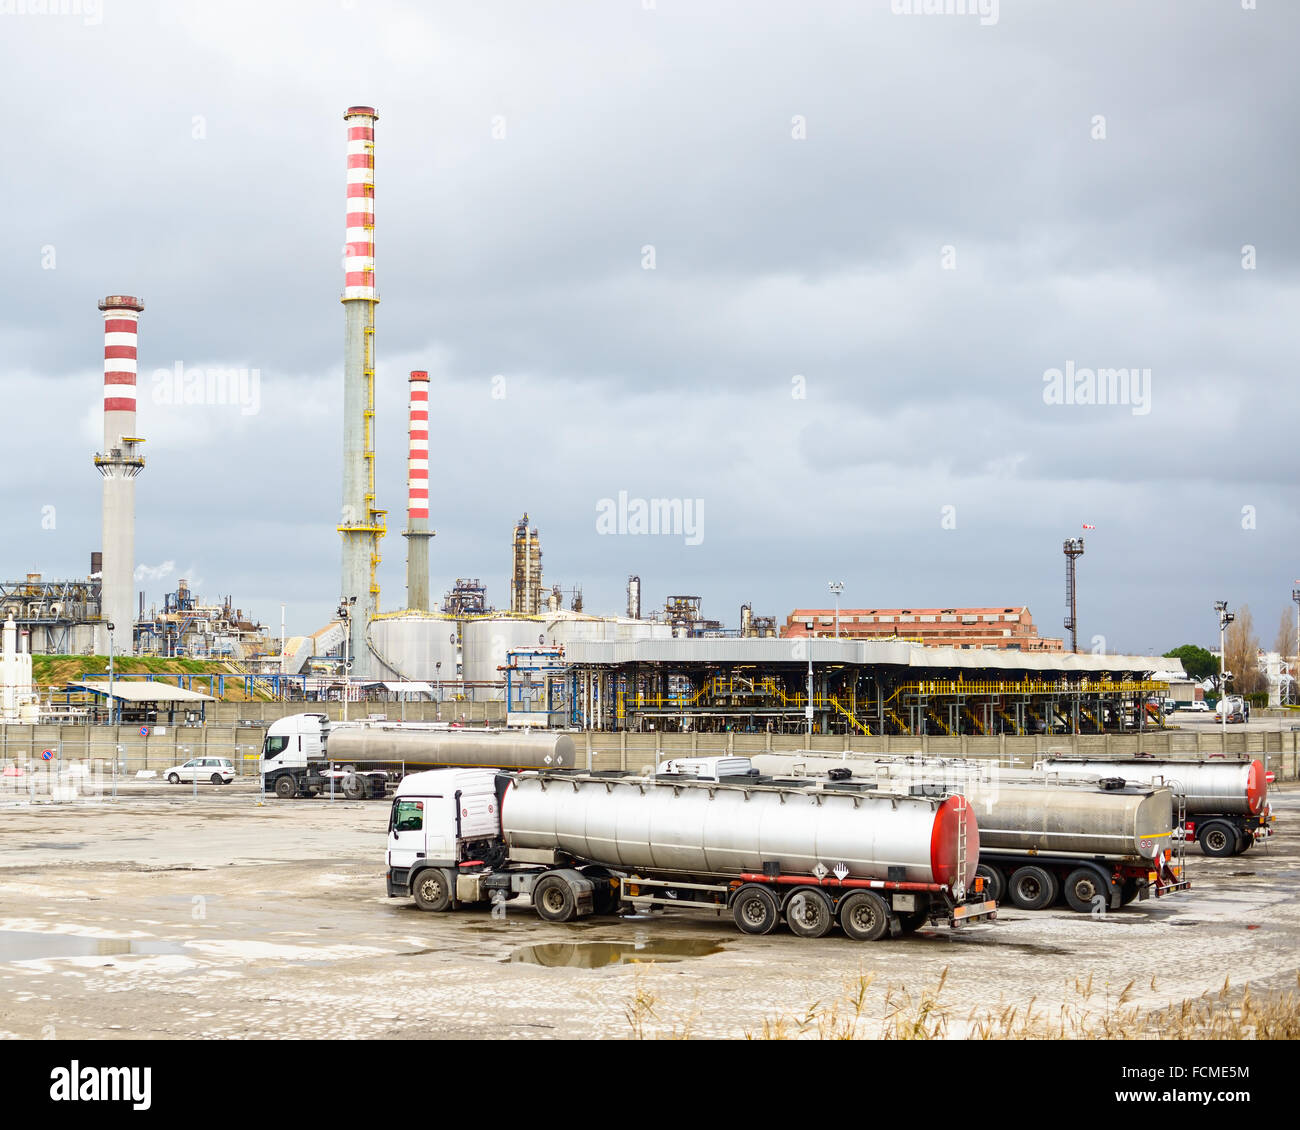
[403,370,434,610]
[95,295,145,656]
[338,105,384,675]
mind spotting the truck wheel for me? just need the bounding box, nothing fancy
[1063,866,1111,914]
[730,884,779,935]
[341,774,365,800]
[897,908,930,934]
[1008,866,1058,910]
[412,868,453,912]
[579,867,620,916]
[975,863,1004,904]
[533,875,577,922]
[274,775,297,799]
[838,891,890,941]
[784,887,834,938]
[1198,821,1236,857]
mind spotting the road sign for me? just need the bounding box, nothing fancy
[40,749,55,761]
[139,726,150,737]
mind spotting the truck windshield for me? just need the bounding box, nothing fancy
[263,736,288,758]
[392,799,424,833]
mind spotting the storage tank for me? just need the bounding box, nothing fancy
[1038,757,1266,817]
[501,773,977,892]
[462,616,547,694]
[328,726,575,769]
[368,614,460,682]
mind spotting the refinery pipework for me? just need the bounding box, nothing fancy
[403,370,434,611]
[338,105,385,676]
[94,295,146,656]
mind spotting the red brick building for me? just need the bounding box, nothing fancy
[782,606,1063,650]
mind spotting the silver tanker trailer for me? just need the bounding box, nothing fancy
[259,712,576,799]
[386,766,997,940]
[750,752,1189,913]
[1037,756,1274,857]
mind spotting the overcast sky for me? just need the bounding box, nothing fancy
[2,0,1297,654]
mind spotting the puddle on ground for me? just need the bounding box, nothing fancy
[506,938,725,968]
[0,931,189,962]
[14,843,86,851]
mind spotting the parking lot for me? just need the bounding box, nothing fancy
[0,783,1295,1039]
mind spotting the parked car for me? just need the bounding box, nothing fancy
[165,757,235,785]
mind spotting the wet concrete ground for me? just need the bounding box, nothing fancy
[0,786,1295,1039]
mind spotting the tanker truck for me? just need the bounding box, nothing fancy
[387,767,997,940]
[1037,756,1274,857]
[749,753,1188,913]
[259,712,576,800]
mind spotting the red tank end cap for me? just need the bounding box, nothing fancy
[1246,759,1266,814]
[409,371,429,381]
[98,295,144,312]
[930,793,980,889]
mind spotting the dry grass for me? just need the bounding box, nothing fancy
[625,967,1300,1040]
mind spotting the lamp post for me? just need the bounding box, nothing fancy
[338,597,355,722]
[828,581,844,640]
[1215,600,1234,747]
[435,661,442,720]
[106,621,116,727]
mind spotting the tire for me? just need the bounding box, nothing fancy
[412,868,453,912]
[897,908,930,934]
[210,773,223,785]
[784,887,835,939]
[1119,879,1140,906]
[1008,865,1058,910]
[167,773,180,784]
[975,863,1004,904]
[274,775,297,799]
[837,890,891,942]
[1063,866,1112,914]
[579,866,620,916]
[730,884,780,936]
[1198,821,1236,857]
[341,774,365,801]
[533,874,578,922]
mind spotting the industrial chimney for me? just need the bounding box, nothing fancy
[627,575,641,620]
[338,106,384,675]
[94,295,145,656]
[403,370,434,611]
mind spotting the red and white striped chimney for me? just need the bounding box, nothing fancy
[402,370,434,611]
[407,371,429,523]
[343,107,377,300]
[95,295,146,657]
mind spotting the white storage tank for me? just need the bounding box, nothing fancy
[369,614,461,683]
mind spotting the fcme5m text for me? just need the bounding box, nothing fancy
[1122,1067,1249,1080]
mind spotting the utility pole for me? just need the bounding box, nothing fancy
[1292,585,1300,706]
[107,621,115,727]
[338,597,355,722]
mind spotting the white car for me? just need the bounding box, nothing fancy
[165,757,235,785]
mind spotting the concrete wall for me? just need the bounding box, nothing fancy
[2,717,1296,780]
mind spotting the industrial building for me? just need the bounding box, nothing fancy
[782,606,1064,651]
[561,638,1175,735]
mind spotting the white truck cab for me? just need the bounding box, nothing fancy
[386,769,504,898]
